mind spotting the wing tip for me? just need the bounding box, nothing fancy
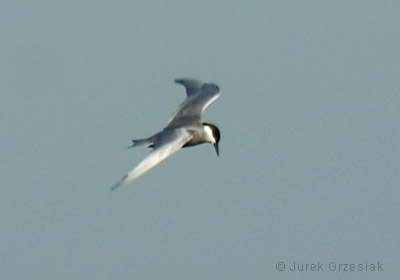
[174,77,196,83]
[110,174,128,192]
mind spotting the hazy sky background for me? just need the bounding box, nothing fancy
[1,1,399,279]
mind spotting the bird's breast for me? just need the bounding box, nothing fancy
[183,130,206,147]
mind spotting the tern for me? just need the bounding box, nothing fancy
[111,78,221,191]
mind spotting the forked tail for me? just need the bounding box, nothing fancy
[126,138,151,149]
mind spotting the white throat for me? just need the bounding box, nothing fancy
[204,125,215,143]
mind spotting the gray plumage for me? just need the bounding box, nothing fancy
[111,78,221,191]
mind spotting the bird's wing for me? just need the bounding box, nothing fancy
[167,80,220,127]
[111,129,192,191]
[174,78,204,96]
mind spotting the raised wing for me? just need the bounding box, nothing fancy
[168,80,220,128]
[111,129,193,191]
[174,78,204,96]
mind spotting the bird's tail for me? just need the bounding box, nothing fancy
[126,138,152,149]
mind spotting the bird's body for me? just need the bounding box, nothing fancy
[111,78,221,191]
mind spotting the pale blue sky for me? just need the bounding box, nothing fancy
[1,1,399,279]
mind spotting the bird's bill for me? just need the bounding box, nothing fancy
[213,143,219,156]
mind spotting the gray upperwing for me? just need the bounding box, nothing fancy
[174,78,204,96]
[167,81,220,128]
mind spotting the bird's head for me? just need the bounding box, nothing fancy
[203,123,221,156]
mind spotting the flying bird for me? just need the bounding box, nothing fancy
[111,78,221,191]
